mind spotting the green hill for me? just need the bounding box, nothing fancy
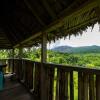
[52,45,100,53]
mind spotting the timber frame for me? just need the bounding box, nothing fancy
[0,0,100,100]
[0,0,100,48]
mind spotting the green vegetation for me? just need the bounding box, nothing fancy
[23,48,100,68]
[23,48,100,100]
[1,47,100,100]
[47,51,100,67]
[52,45,100,53]
[1,48,100,68]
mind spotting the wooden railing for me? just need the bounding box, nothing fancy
[0,59,13,74]
[7,59,100,100]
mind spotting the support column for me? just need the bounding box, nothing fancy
[41,32,47,100]
[41,33,47,63]
[18,46,23,80]
[18,46,23,59]
[12,48,15,73]
[8,49,15,73]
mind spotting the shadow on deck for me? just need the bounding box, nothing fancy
[0,74,34,100]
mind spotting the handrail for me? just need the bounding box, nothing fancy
[44,62,100,74]
[3,59,100,100]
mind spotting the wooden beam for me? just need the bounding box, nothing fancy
[41,32,47,100]
[44,0,97,33]
[14,32,42,48]
[41,32,47,63]
[5,25,18,44]
[14,0,97,48]
[42,0,56,19]
[12,49,15,73]
[18,46,23,59]
[96,0,100,21]
[96,75,100,100]
[97,0,100,7]
[5,33,15,46]
[24,0,45,26]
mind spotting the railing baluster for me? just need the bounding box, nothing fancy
[56,69,59,100]
[70,71,74,100]
[34,62,41,99]
[89,74,95,100]
[24,60,28,87]
[83,73,89,100]
[96,75,100,100]
[78,72,83,100]
[27,61,33,89]
[65,72,69,100]
[56,69,69,100]
[6,59,100,100]
[47,67,54,100]
[22,60,26,83]
[59,69,64,100]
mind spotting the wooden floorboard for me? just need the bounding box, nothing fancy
[0,74,34,100]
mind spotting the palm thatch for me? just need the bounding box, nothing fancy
[0,0,100,48]
[47,1,98,43]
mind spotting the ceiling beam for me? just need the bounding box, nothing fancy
[42,0,56,19]
[4,32,15,46]
[97,0,100,6]
[9,27,21,42]
[14,32,42,48]
[14,0,96,48]
[24,0,45,26]
[44,0,97,32]
[4,25,18,45]
[96,0,100,20]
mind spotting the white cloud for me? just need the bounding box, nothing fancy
[47,23,100,49]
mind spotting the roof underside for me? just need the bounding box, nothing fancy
[0,0,99,48]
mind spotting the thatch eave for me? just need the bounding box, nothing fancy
[0,0,100,48]
[20,0,99,47]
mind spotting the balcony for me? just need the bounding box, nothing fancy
[0,59,100,100]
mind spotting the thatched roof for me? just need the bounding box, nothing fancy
[0,0,100,48]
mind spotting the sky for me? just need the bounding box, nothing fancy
[47,23,100,49]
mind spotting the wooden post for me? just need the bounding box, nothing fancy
[96,75,100,100]
[12,48,14,73]
[8,49,15,73]
[70,71,74,100]
[78,72,83,100]
[89,74,95,100]
[19,46,23,59]
[58,70,69,100]
[83,73,89,100]
[41,32,47,100]
[18,46,23,80]
[41,33,47,63]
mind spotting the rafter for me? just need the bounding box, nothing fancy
[45,0,97,32]
[6,23,24,46]
[14,32,42,48]
[24,0,45,26]
[42,0,56,19]
[4,25,18,45]
[4,33,14,46]
[97,0,100,7]
[96,0,100,20]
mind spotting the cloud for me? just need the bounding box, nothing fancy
[47,23,100,49]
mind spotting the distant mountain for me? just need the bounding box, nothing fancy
[51,45,100,53]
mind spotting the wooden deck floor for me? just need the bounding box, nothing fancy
[0,74,34,100]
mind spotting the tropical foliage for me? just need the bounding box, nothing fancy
[22,48,100,68]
